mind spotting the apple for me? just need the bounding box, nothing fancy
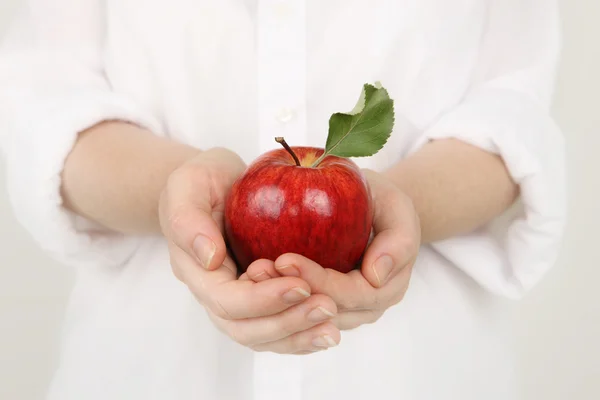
[224,82,394,274]
[224,138,373,274]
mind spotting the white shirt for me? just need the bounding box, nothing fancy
[0,1,566,399]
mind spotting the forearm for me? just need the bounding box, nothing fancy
[384,139,519,244]
[61,121,200,234]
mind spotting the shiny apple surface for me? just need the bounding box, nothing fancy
[224,147,373,273]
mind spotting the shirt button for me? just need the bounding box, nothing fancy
[275,107,296,123]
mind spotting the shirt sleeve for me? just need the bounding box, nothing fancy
[0,1,163,268]
[407,0,567,299]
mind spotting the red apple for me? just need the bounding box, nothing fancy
[224,140,373,274]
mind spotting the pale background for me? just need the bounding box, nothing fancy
[0,1,598,399]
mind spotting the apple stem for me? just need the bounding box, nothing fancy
[275,137,301,166]
[310,152,328,168]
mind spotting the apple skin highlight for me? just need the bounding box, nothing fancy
[224,146,373,274]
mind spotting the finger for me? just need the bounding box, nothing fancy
[251,321,341,354]
[274,253,376,311]
[332,309,386,331]
[238,272,251,281]
[160,164,228,271]
[248,270,273,282]
[214,294,337,347]
[275,253,413,312]
[332,267,411,329]
[170,242,237,287]
[246,260,284,282]
[360,170,421,288]
[180,254,314,319]
[209,279,313,320]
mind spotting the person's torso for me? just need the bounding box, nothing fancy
[48,2,519,399]
[103,0,487,170]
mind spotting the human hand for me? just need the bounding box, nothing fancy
[245,169,420,330]
[158,148,340,353]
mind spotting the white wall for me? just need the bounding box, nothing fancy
[0,1,598,399]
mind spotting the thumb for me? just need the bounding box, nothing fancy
[360,170,420,288]
[159,164,228,271]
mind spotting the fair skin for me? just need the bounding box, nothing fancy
[62,120,518,354]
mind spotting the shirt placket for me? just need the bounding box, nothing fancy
[257,0,308,153]
[254,1,307,400]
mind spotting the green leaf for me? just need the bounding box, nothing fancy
[312,82,395,167]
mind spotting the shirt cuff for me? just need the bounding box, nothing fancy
[4,90,163,268]
[407,87,567,299]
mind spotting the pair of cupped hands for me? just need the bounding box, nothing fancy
[158,148,421,355]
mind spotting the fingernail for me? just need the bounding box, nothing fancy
[282,287,310,304]
[251,271,267,280]
[275,264,300,277]
[372,255,394,286]
[193,235,216,269]
[307,306,336,322]
[312,335,337,348]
